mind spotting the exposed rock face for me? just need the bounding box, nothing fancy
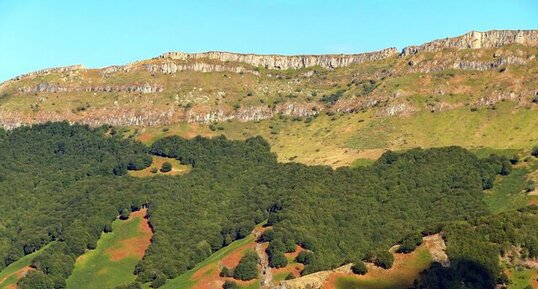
[17,83,164,94]
[11,65,84,81]
[402,30,538,56]
[143,61,259,75]
[158,48,399,70]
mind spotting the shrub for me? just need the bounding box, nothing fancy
[223,280,239,289]
[351,260,368,275]
[373,251,394,269]
[151,273,166,288]
[258,230,274,242]
[397,232,423,253]
[160,162,172,173]
[532,145,538,157]
[295,251,314,265]
[219,266,234,278]
[150,167,158,174]
[233,251,258,280]
[119,208,130,220]
[269,252,288,268]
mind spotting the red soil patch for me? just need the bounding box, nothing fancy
[285,245,304,260]
[192,265,214,280]
[274,263,305,279]
[137,133,152,143]
[528,199,538,206]
[221,243,256,268]
[107,208,152,261]
[0,266,35,289]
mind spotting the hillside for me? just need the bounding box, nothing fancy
[0,29,538,289]
[0,30,537,166]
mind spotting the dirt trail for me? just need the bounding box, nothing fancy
[254,229,272,289]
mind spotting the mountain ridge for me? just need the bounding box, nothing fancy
[3,29,538,83]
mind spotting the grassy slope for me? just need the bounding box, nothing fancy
[0,245,50,289]
[130,101,537,167]
[330,246,432,289]
[66,210,151,289]
[157,234,256,289]
[484,160,538,213]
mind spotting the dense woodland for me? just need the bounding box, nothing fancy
[0,122,533,289]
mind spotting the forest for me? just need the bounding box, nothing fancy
[0,122,531,289]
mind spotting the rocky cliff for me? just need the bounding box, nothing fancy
[402,30,538,55]
[158,48,399,70]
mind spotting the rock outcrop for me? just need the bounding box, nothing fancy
[158,48,399,70]
[402,30,538,56]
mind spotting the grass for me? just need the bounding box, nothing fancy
[66,210,151,289]
[507,267,537,289]
[159,234,256,289]
[128,156,190,177]
[0,244,50,289]
[484,161,538,213]
[129,101,537,168]
[332,246,432,289]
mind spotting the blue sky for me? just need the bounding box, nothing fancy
[0,0,537,81]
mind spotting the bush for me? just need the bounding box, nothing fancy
[397,233,423,253]
[150,167,158,174]
[351,260,368,275]
[285,273,295,280]
[373,251,394,269]
[160,162,172,173]
[223,280,239,289]
[258,230,274,242]
[219,266,234,278]
[269,252,288,268]
[295,251,314,265]
[233,252,258,280]
[151,273,166,288]
[532,145,538,157]
[119,208,130,220]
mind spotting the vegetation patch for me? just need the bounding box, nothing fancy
[66,209,152,289]
[128,156,190,177]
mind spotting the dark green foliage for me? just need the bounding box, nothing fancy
[398,232,423,253]
[351,260,367,275]
[219,267,234,278]
[151,273,167,288]
[372,250,394,269]
[222,280,239,289]
[258,230,274,242]
[160,162,172,173]
[532,145,538,157]
[295,251,314,265]
[17,271,55,289]
[285,273,295,280]
[119,209,130,220]
[0,123,515,286]
[233,251,258,280]
[115,282,142,289]
[268,252,288,268]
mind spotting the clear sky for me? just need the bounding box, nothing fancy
[1,0,537,81]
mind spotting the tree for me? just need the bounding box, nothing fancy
[295,251,314,265]
[233,252,258,280]
[398,233,423,253]
[151,273,166,288]
[269,252,288,268]
[120,208,130,220]
[220,266,234,277]
[351,260,368,275]
[223,280,239,289]
[160,162,172,173]
[374,251,394,269]
[17,271,55,289]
